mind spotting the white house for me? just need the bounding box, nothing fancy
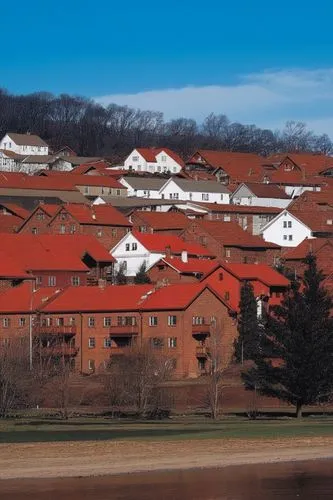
[158,178,230,204]
[261,210,314,247]
[119,176,166,198]
[111,231,212,277]
[0,133,49,155]
[123,148,184,174]
[231,183,291,208]
[0,150,17,171]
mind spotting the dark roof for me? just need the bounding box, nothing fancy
[236,183,290,199]
[7,133,48,147]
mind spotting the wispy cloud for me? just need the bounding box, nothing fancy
[95,69,333,136]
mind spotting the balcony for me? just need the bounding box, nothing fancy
[196,345,210,358]
[39,345,79,357]
[192,323,211,336]
[109,325,138,337]
[34,325,77,336]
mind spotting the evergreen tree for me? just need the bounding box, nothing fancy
[242,255,333,417]
[114,263,127,285]
[234,281,260,363]
[134,262,151,284]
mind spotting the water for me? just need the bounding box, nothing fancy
[1,459,333,499]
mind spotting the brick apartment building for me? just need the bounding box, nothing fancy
[19,203,132,249]
[0,282,238,378]
[181,220,281,265]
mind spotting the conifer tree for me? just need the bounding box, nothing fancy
[242,254,333,417]
[134,262,151,284]
[114,263,127,285]
[234,281,260,363]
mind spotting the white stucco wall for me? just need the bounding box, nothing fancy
[119,178,161,198]
[111,233,163,276]
[0,134,48,155]
[159,179,230,204]
[261,211,313,247]
[123,149,182,174]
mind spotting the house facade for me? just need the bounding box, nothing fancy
[119,176,165,198]
[0,133,49,156]
[123,148,184,174]
[231,183,291,208]
[261,210,314,247]
[158,178,230,204]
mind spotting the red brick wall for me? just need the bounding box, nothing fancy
[18,209,52,234]
[148,262,198,284]
[131,213,184,236]
[33,271,87,289]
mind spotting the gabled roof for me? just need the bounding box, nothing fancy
[55,156,103,166]
[132,231,214,256]
[0,172,77,191]
[289,210,333,233]
[135,148,184,167]
[191,220,279,248]
[17,203,63,231]
[0,283,60,313]
[187,201,282,215]
[266,153,333,176]
[0,214,23,233]
[233,182,290,199]
[71,161,112,175]
[0,202,29,219]
[7,133,48,147]
[50,203,131,227]
[222,263,289,287]
[161,257,219,275]
[131,210,189,231]
[167,178,230,194]
[283,238,333,260]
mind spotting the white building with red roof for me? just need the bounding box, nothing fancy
[123,148,184,174]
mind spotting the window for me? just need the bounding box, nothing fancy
[151,337,164,349]
[36,276,42,285]
[60,224,66,234]
[168,337,177,348]
[125,243,130,251]
[202,193,209,201]
[112,228,117,237]
[199,236,207,247]
[117,316,137,326]
[149,316,158,326]
[31,227,38,234]
[69,317,76,325]
[283,235,288,241]
[71,276,80,286]
[219,272,223,281]
[132,242,138,250]
[104,317,112,327]
[2,318,10,328]
[88,337,96,348]
[224,248,231,258]
[19,317,26,327]
[70,225,76,234]
[224,291,230,301]
[88,359,95,371]
[168,315,177,326]
[132,156,139,162]
[192,316,204,325]
[283,221,287,228]
[48,276,56,286]
[36,212,45,221]
[288,235,293,241]
[60,213,67,220]
[161,155,167,162]
[288,221,292,228]
[57,317,64,326]
[104,337,112,348]
[97,229,103,237]
[84,186,90,195]
[88,317,95,328]
[224,214,231,222]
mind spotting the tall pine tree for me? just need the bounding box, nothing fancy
[242,254,333,417]
[134,262,151,284]
[234,281,260,363]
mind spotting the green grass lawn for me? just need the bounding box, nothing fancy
[1,415,333,444]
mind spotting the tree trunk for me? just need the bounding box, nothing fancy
[296,402,302,418]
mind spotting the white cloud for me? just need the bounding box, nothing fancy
[95,68,333,136]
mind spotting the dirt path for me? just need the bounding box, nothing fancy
[1,437,333,479]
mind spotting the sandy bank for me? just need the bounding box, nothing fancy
[0,437,333,480]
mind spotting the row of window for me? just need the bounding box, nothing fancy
[283,235,293,241]
[88,336,178,349]
[125,242,138,251]
[34,276,81,286]
[2,318,26,328]
[283,221,292,228]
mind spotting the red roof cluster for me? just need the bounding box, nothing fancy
[132,231,214,256]
[50,203,132,227]
[131,210,190,231]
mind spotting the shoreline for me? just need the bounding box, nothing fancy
[0,437,333,481]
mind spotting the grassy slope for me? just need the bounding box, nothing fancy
[1,416,333,443]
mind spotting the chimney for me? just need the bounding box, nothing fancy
[165,245,171,258]
[181,250,188,263]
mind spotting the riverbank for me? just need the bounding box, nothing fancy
[1,436,333,480]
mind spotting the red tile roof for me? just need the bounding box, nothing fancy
[0,203,30,219]
[132,231,214,256]
[132,211,190,230]
[191,220,279,248]
[267,153,333,176]
[0,283,60,313]
[289,210,333,233]
[136,148,185,167]
[0,172,77,191]
[161,257,219,275]
[223,263,289,287]
[283,238,333,260]
[190,202,282,215]
[51,203,131,227]
[238,182,290,199]
[0,214,23,233]
[0,251,30,279]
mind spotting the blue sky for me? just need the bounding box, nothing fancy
[3,0,333,134]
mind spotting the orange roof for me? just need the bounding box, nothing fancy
[223,263,290,287]
[267,153,333,176]
[283,238,333,260]
[132,211,190,230]
[0,234,114,273]
[0,214,23,233]
[51,203,131,227]
[0,172,77,191]
[237,182,290,199]
[161,257,219,275]
[132,231,214,256]
[289,210,333,233]
[136,148,185,167]
[0,251,30,279]
[192,220,279,248]
[0,203,30,219]
[0,283,60,313]
[40,282,233,313]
